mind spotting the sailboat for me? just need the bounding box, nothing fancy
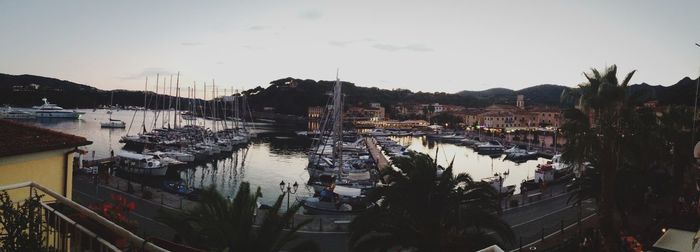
[301,72,377,215]
[101,91,126,128]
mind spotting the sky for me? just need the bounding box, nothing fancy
[1,0,699,95]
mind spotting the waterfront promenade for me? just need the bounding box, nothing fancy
[72,172,595,251]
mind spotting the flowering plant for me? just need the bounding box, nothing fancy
[89,193,138,231]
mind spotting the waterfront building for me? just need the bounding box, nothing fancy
[307,106,324,131]
[0,119,91,200]
[354,119,429,129]
[346,103,386,122]
[464,96,562,130]
[462,108,485,128]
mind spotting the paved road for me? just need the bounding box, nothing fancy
[501,194,597,250]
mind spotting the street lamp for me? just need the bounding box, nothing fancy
[279,181,299,212]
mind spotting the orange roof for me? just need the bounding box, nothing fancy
[0,119,92,158]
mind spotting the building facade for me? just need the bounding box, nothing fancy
[0,120,91,200]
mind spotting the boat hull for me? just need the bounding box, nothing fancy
[119,166,169,176]
[35,112,82,119]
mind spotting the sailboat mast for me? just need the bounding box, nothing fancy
[109,91,114,120]
[203,82,207,129]
[212,80,216,132]
[333,71,343,174]
[152,74,160,130]
[142,77,148,133]
[234,89,239,131]
[222,88,228,130]
[175,72,180,128]
[167,75,173,128]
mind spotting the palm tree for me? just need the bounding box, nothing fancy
[560,65,636,250]
[348,152,514,252]
[157,182,318,252]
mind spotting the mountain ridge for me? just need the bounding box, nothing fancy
[0,73,697,116]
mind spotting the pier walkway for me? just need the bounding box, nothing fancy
[365,137,390,171]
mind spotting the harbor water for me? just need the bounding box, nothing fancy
[18,109,548,207]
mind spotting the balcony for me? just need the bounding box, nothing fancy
[0,181,169,252]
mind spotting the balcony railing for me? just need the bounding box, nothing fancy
[0,181,169,252]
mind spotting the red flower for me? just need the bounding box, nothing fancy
[103,203,113,214]
[126,202,136,211]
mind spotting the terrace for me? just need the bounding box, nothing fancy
[0,181,169,252]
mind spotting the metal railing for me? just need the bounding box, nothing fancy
[512,212,597,251]
[0,181,169,252]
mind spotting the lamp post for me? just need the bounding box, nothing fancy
[279,181,299,212]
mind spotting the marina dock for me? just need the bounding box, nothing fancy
[365,137,390,171]
[81,156,117,168]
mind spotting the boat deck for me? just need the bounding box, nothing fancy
[365,137,390,171]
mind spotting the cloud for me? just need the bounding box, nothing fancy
[329,40,355,47]
[372,43,434,52]
[241,45,264,50]
[119,68,177,80]
[299,9,322,20]
[329,38,375,47]
[248,25,268,31]
[181,42,203,46]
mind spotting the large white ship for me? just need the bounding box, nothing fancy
[32,98,84,119]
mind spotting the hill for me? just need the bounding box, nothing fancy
[457,79,699,108]
[1,73,697,117]
[0,74,181,109]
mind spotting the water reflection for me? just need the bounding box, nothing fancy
[18,109,313,207]
[392,136,548,193]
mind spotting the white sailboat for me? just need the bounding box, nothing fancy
[302,71,376,215]
[101,91,126,128]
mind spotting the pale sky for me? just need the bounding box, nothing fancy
[1,0,699,96]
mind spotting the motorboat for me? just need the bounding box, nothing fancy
[482,176,515,196]
[476,141,504,154]
[180,111,196,121]
[101,119,126,128]
[162,150,195,162]
[439,134,465,142]
[504,145,528,154]
[32,98,84,119]
[551,154,571,171]
[504,145,538,162]
[116,151,169,176]
[301,185,376,215]
[521,161,574,191]
[411,131,426,137]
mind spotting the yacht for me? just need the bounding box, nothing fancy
[33,98,84,119]
[476,141,504,154]
[116,151,169,176]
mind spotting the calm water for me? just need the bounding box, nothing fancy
[18,109,548,207]
[22,109,315,207]
[391,136,548,193]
